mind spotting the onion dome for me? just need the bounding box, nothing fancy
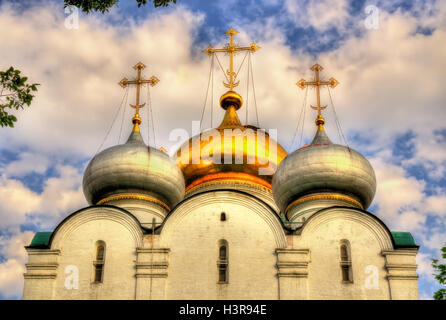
[272,114,376,214]
[83,114,185,211]
[174,91,288,192]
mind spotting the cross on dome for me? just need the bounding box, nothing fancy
[118,62,159,132]
[203,28,260,109]
[296,63,339,129]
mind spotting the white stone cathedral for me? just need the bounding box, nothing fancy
[22,31,419,300]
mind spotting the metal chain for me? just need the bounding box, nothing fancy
[118,87,129,144]
[299,87,308,147]
[235,51,249,79]
[215,53,230,83]
[245,53,250,124]
[289,86,308,150]
[200,54,214,130]
[147,83,156,147]
[249,52,260,127]
[328,86,349,147]
[211,55,214,128]
[95,86,129,155]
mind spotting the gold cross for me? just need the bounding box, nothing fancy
[296,63,339,126]
[118,62,159,118]
[203,28,260,91]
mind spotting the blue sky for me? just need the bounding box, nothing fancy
[0,0,445,299]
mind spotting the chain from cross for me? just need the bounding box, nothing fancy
[203,28,260,91]
[296,63,339,120]
[118,62,160,117]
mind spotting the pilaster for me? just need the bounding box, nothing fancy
[23,249,60,300]
[135,247,170,299]
[276,248,310,299]
[382,249,419,300]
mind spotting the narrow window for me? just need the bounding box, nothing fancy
[219,268,226,283]
[340,241,353,283]
[220,212,226,221]
[217,240,228,283]
[219,245,226,260]
[93,241,106,283]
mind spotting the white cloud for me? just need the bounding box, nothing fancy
[1,152,49,177]
[0,178,41,227]
[284,0,350,32]
[425,195,446,217]
[0,231,34,298]
[371,157,425,224]
[0,165,86,230]
[398,210,427,231]
[0,0,445,300]
[416,252,434,278]
[423,232,446,252]
[0,2,206,156]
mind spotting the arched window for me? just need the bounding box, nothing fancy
[220,212,226,221]
[340,240,353,283]
[217,240,228,283]
[93,241,106,283]
[219,245,227,260]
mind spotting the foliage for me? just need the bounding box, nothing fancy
[64,0,177,14]
[0,67,39,128]
[432,243,446,300]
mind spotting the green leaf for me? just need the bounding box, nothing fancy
[0,66,39,127]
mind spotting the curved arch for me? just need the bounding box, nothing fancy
[300,206,394,251]
[339,239,353,282]
[93,240,106,283]
[218,239,228,259]
[160,189,287,248]
[50,205,144,250]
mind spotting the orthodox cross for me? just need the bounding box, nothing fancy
[118,62,159,117]
[203,28,260,91]
[296,63,339,123]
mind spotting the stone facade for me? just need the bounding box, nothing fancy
[23,185,419,300]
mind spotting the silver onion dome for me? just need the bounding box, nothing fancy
[83,128,185,210]
[272,126,376,213]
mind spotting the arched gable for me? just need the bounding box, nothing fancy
[50,205,144,249]
[299,206,394,251]
[160,189,287,249]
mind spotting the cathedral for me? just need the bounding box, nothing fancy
[22,29,419,300]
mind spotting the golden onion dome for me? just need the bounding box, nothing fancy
[174,91,288,192]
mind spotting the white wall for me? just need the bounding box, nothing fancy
[51,207,142,299]
[298,208,394,299]
[160,190,287,299]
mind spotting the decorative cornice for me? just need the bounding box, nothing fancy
[387,275,419,280]
[25,249,60,255]
[136,262,169,269]
[23,273,57,279]
[385,263,417,270]
[135,273,168,278]
[186,172,272,194]
[276,262,309,268]
[97,193,170,211]
[276,248,310,254]
[382,249,418,256]
[25,263,58,271]
[277,272,308,278]
[137,248,170,254]
[286,193,363,213]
